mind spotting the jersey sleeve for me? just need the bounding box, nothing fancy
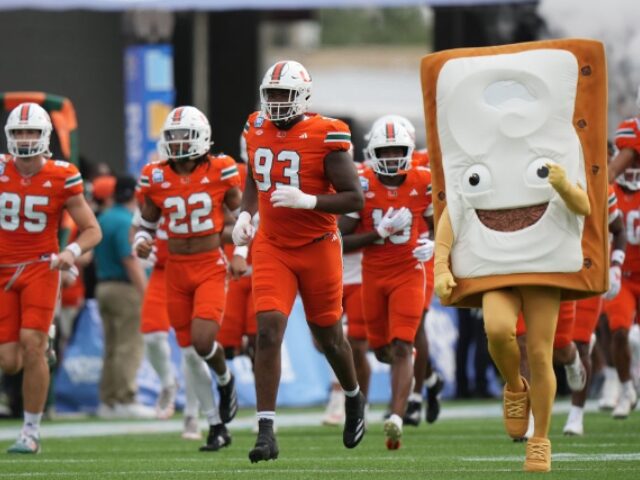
[137,163,153,196]
[608,185,621,224]
[61,162,84,198]
[218,155,242,188]
[615,118,640,153]
[323,118,352,152]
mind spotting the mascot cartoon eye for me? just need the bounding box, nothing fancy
[525,158,553,187]
[462,164,492,194]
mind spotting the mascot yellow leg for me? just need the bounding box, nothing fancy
[483,286,558,472]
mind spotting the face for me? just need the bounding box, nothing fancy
[264,88,295,103]
[375,146,406,174]
[10,129,43,156]
[164,128,192,158]
[436,48,586,277]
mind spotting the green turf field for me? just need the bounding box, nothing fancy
[0,408,638,479]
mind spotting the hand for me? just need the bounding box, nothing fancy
[229,255,248,280]
[133,236,154,260]
[232,211,255,246]
[435,269,457,299]
[137,248,158,269]
[376,207,412,239]
[270,185,317,209]
[61,268,79,287]
[547,162,569,193]
[50,250,76,271]
[603,265,622,301]
[412,237,434,262]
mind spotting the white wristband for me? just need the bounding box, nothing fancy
[237,211,251,224]
[140,217,160,231]
[611,249,625,267]
[233,245,249,259]
[64,242,82,259]
[132,230,153,249]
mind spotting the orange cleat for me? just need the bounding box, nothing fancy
[524,437,551,472]
[503,377,531,439]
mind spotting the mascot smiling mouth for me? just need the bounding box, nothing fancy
[476,203,549,232]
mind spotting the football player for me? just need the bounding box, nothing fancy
[135,106,241,451]
[233,60,366,462]
[0,103,102,453]
[340,119,434,449]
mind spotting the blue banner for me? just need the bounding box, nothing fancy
[124,44,174,177]
[55,297,489,413]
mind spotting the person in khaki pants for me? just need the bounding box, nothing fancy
[94,175,152,419]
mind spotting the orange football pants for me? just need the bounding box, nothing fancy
[165,249,227,348]
[217,275,255,348]
[251,231,343,327]
[0,261,60,343]
[141,266,171,334]
[362,263,425,349]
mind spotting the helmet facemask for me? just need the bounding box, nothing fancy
[371,146,411,176]
[260,87,307,123]
[367,121,414,177]
[6,128,51,158]
[616,168,640,191]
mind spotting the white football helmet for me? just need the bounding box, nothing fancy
[363,114,416,161]
[367,120,414,176]
[367,114,416,143]
[4,103,52,158]
[260,60,312,122]
[157,106,211,160]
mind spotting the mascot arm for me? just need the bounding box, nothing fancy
[547,163,591,216]
[434,206,457,298]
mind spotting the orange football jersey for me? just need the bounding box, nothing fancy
[613,183,640,273]
[0,156,83,263]
[411,148,430,168]
[135,186,169,267]
[607,183,620,224]
[138,155,240,240]
[356,166,432,270]
[243,111,351,248]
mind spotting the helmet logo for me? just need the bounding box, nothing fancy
[171,107,184,124]
[299,69,311,82]
[385,122,396,141]
[19,104,30,124]
[270,61,287,83]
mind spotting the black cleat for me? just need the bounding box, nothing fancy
[199,423,231,452]
[426,375,444,424]
[217,374,238,424]
[249,419,279,463]
[343,392,366,448]
[403,400,422,427]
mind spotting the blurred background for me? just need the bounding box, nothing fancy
[2,0,640,417]
[1,0,637,173]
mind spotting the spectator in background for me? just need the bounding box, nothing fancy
[82,175,116,301]
[455,308,493,399]
[94,175,152,419]
[56,213,94,362]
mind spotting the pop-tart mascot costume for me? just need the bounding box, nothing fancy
[421,39,608,472]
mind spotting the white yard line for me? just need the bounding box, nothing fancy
[0,399,600,441]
